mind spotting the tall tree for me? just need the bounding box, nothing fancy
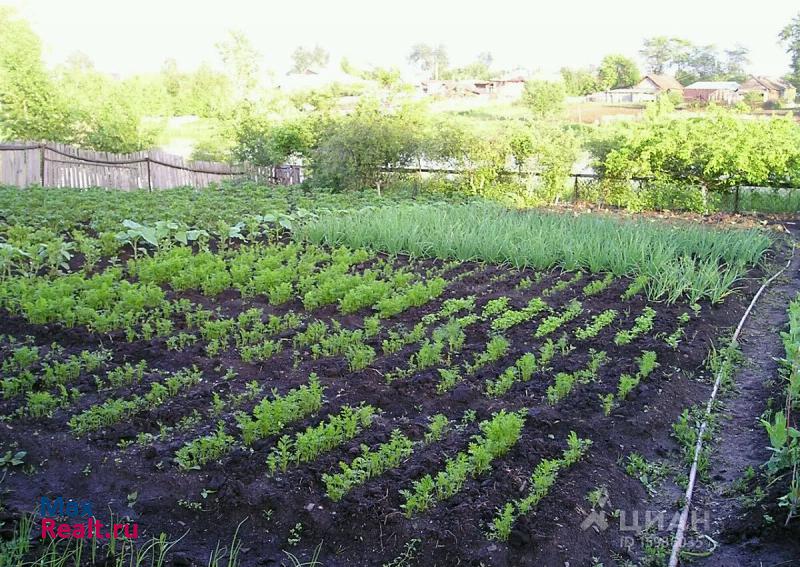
[408,43,449,80]
[477,51,494,68]
[674,44,721,85]
[723,45,750,81]
[290,45,330,74]
[779,12,800,89]
[639,36,674,74]
[216,30,261,101]
[0,6,70,140]
[560,67,599,96]
[597,54,641,89]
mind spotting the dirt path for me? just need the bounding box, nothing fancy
[696,223,800,567]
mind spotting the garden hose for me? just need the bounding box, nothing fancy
[668,234,796,567]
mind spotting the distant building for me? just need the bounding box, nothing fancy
[586,88,656,104]
[683,81,741,104]
[634,74,683,96]
[585,75,682,104]
[418,80,486,96]
[417,76,524,98]
[738,76,796,103]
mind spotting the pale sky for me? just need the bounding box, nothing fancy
[7,0,798,79]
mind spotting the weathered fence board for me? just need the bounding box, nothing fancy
[0,142,301,190]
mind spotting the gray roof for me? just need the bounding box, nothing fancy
[684,81,739,90]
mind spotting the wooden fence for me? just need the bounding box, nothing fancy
[0,142,303,190]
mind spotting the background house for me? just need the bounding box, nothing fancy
[738,76,797,103]
[635,74,683,96]
[586,74,682,104]
[683,81,741,104]
[587,88,657,104]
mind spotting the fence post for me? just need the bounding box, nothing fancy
[146,157,152,192]
[39,144,46,187]
[573,175,579,202]
[733,186,740,214]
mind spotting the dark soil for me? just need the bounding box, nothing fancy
[690,222,800,567]
[0,241,797,566]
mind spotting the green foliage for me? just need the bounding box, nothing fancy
[175,422,236,470]
[560,67,600,96]
[401,410,526,517]
[546,350,607,404]
[424,414,452,443]
[583,273,614,297]
[488,432,591,540]
[624,452,671,495]
[521,81,566,118]
[266,404,375,474]
[290,45,329,74]
[68,367,202,435]
[323,430,414,502]
[0,7,71,141]
[237,374,324,445]
[468,335,510,374]
[300,202,770,304]
[597,54,641,89]
[485,353,538,397]
[575,309,617,340]
[309,99,430,192]
[232,111,316,166]
[614,307,657,345]
[535,299,582,338]
[780,13,800,90]
[594,108,800,203]
[761,293,800,522]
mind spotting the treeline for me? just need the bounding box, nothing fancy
[0,7,235,153]
[232,94,800,212]
[558,38,753,96]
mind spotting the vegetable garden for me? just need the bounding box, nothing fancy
[0,185,796,566]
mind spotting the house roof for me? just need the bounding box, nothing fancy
[638,74,683,90]
[746,76,792,91]
[684,81,740,91]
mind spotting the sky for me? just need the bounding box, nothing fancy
[6,0,799,79]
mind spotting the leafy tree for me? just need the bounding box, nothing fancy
[158,60,231,116]
[121,74,172,117]
[640,37,675,74]
[53,57,160,152]
[640,36,748,84]
[527,123,579,202]
[232,109,316,166]
[0,7,71,140]
[674,44,721,85]
[216,30,261,101]
[780,12,800,89]
[597,54,640,89]
[364,67,405,90]
[560,67,599,96]
[290,45,330,74]
[595,108,800,201]
[723,45,750,82]
[340,57,358,76]
[408,43,449,80]
[442,51,495,80]
[521,80,565,118]
[310,99,427,192]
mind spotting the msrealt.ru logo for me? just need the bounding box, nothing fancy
[40,497,138,540]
